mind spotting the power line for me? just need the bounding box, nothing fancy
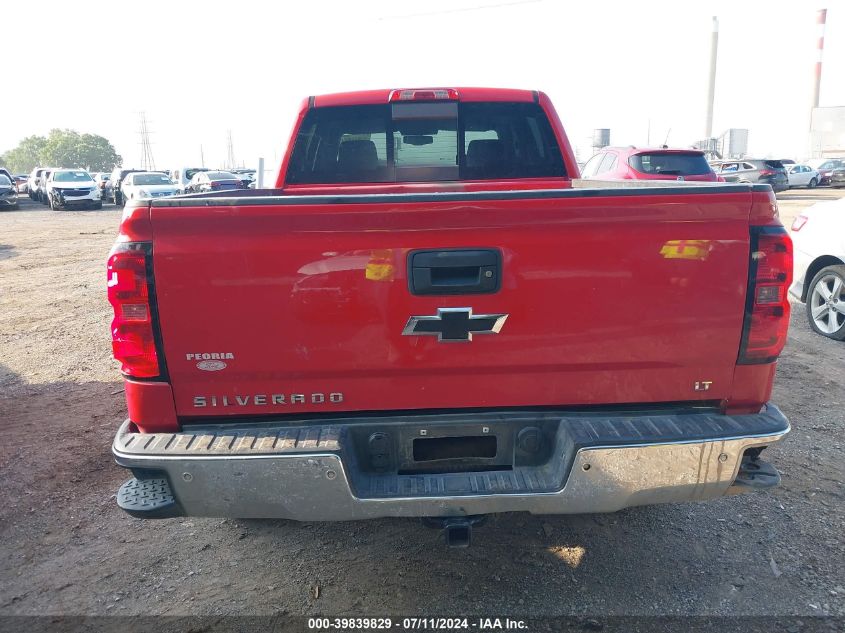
[379,0,541,21]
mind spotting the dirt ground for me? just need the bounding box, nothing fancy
[1,190,843,620]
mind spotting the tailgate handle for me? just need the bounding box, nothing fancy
[409,249,501,295]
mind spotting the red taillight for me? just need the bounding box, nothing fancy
[738,228,792,364]
[389,88,459,102]
[759,169,775,177]
[791,215,808,231]
[107,244,160,378]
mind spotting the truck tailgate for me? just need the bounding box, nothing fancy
[149,189,752,418]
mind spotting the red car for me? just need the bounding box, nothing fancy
[107,88,790,545]
[581,146,722,182]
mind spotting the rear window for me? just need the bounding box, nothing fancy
[286,102,566,184]
[763,160,784,170]
[629,152,712,176]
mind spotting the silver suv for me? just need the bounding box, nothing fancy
[709,159,789,192]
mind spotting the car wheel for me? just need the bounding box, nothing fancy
[49,195,58,211]
[807,177,818,188]
[806,265,845,341]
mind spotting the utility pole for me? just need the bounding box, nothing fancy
[705,17,719,139]
[139,112,156,171]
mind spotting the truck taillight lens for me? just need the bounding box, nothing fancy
[107,243,160,378]
[738,227,792,364]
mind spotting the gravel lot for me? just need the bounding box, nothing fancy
[0,190,843,620]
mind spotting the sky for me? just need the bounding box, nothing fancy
[3,0,843,173]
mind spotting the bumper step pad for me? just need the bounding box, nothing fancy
[733,455,781,490]
[117,477,182,519]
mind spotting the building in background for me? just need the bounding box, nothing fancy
[695,128,749,160]
[809,106,845,158]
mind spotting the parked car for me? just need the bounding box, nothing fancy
[45,169,102,210]
[0,168,14,190]
[121,172,178,201]
[829,167,845,188]
[170,166,209,194]
[13,174,28,193]
[109,88,791,546]
[805,158,845,186]
[709,159,789,192]
[93,172,112,200]
[790,198,845,340]
[35,168,54,204]
[581,147,720,182]
[186,170,246,193]
[0,174,19,210]
[786,164,820,188]
[230,168,256,188]
[27,167,49,200]
[109,167,145,206]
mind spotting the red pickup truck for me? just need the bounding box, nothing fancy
[109,88,791,546]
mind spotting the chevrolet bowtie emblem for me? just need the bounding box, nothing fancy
[402,308,509,342]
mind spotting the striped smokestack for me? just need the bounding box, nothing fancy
[811,9,827,110]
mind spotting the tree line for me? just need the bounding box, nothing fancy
[0,129,122,173]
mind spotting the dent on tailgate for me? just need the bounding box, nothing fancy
[148,189,753,420]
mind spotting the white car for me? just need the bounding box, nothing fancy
[169,166,209,194]
[121,172,179,201]
[45,169,102,210]
[27,167,48,201]
[786,164,820,189]
[789,197,845,340]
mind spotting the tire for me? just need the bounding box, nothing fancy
[806,265,845,341]
[114,190,123,206]
[49,194,58,211]
[808,177,817,189]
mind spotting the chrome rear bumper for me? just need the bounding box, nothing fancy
[112,405,789,520]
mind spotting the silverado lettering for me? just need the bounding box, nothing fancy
[108,87,792,546]
[193,393,344,407]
